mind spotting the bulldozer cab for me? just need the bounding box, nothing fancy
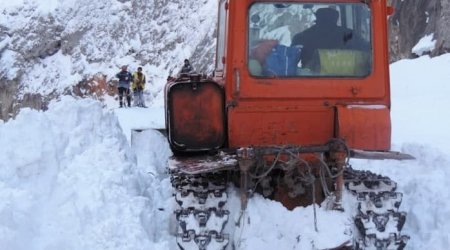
[215,0,393,151]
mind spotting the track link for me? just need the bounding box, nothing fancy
[171,171,230,250]
[344,168,409,250]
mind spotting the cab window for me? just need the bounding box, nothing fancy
[248,3,372,78]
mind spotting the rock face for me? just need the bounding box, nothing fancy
[0,80,18,120]
[388,0,450,61]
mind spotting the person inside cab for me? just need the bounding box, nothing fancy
[291,7,370,75]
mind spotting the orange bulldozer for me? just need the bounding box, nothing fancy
[162,1,412,249]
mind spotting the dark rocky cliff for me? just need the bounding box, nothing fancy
[389,0,450,61]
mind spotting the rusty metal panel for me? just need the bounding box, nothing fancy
[167,81,226,152]
[228,105,334,147]
[337,106,391,150]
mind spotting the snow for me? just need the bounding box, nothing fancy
[0,96,177,250]
[390,54,450,151]
[113,107,165,143]
[351,54,450,249]
[0,0,57,13]
[0,0,218,103]
[0,50,20,80]
[24,51,83,95]
[2,53,450,249]
[1,1,450,246]
[412,34,436,56]
[232,197,351,249]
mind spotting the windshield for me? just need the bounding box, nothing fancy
[248,3,372,78]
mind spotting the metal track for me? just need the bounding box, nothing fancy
[171,171,230,250]
[344,168,409,250]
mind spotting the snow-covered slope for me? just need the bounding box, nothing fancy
[1,54,450,249]
[0,0,217,103]
[353,54,450,249]
[0,96,173,250]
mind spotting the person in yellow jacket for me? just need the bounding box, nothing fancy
[131,67,147,107]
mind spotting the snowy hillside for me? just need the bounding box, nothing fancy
[1,53,450,249]
[0,0,217,114]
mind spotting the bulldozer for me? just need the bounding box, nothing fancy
[164,1,413,249]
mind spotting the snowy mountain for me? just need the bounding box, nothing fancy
[0,0,217,119]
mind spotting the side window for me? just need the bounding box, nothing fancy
[215,0,228,75]
[248,3,372,78]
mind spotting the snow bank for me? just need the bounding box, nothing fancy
[0,96,172,250]
[390,54,450,152]
[351,54,450,249]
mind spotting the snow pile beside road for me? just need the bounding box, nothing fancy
[351,54,450,249]
[0,96,172,250]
